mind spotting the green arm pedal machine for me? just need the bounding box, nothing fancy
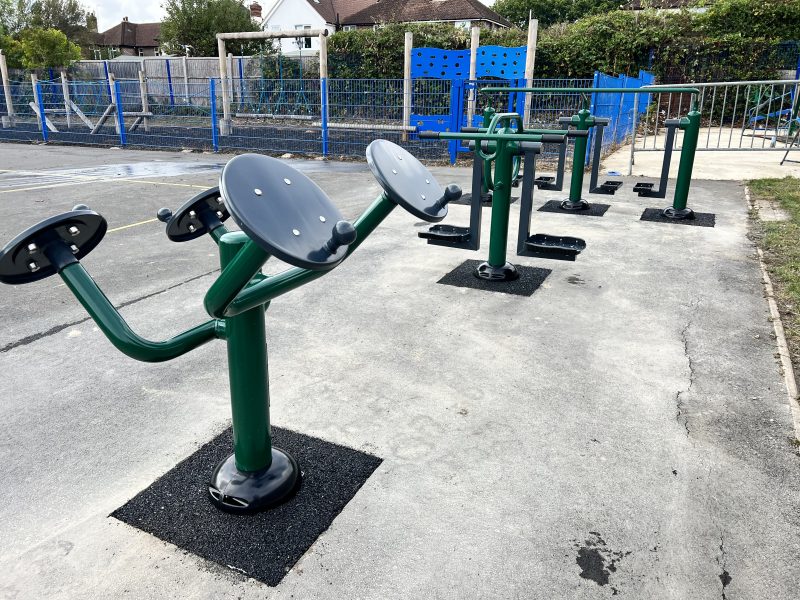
[0,140,460,514]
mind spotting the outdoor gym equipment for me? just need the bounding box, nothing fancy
[420,114,589,280]
[484,86,703,220]
[0,140,458,514]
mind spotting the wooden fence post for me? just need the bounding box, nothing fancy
[0,51,15,127]
[523,19,539,128]
[402,31,413,141]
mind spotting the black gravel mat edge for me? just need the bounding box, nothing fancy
[437,259,551,297]
[640,208,716,227]
[112,426,382,587]
[537,199,610,217]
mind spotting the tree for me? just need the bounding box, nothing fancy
[493,0,623,29]
[160,0,260,57]
[0,33,24,67]
[30,0,87,42]
[0,0,33,36]
[19,27,81,67]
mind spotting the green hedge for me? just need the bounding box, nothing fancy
[321,2,798,82]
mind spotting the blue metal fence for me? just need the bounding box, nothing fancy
[0,70,656,163]
[589,70,655,160]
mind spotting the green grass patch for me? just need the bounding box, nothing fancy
[750,177,800,374]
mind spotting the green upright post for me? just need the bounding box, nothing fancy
[207,231,300,513]
[563,105,593,211]
[218,233,271,472]
[664,101,700,219]
[479,137,519,281]
[481,106,496,200]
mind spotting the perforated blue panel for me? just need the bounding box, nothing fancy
[410,46,527,80]
[411,48,470,79]
[474,46,526,80]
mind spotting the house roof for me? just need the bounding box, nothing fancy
[303,0,512,27]
[299,0,374,24]
[99,20,161,48]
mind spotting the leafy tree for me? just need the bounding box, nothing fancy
[0,0,33,36]
[30,0,87,42]
[160,0,260,57]
[493,0,624,29]
[0,32,24,67]
[18,27,81,67]
[698,0,800,40]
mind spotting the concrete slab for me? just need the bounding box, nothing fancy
[0,143,798,599]
[603,127,800,180]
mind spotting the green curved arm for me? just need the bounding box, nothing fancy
[485,112,525,134]
[59,262,223,363]
[219,193,397,318]
[203,233,270,319]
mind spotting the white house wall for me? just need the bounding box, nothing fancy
[263,0,333,54]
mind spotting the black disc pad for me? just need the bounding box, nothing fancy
[166,186,229,242]
[219,154,349,271]
[0,210,107,284]
[366,139,448,222]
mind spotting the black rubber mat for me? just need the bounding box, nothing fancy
[537,199,610,217]
[112,427,382,586]
[640,208,716,227]
[437,259,551,297]
[452,193,517,206]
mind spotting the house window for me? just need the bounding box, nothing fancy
[295,25,312,49]
[455,20,470,30]
[342,25,356,32]
[93,48,102,59]
[138,48,145,56]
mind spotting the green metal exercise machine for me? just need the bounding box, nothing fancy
[0,140,460,514]
[420,114,589,281]
[483,86,703,219]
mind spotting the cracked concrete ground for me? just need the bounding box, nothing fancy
[0,144,798,599]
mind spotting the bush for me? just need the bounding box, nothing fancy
[322,2,798,82]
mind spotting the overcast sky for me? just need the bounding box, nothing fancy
[86,0,496,32]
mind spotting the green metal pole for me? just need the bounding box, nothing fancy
[483,138,516,279]
[59,262,222,362]
[564,107,593,210]
[482,106,495,195]
[218,232,272,473]
[222,193,396,317]
[666,102,701,219]
[204,232,270,319]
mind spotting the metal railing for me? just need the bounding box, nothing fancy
[634,78,800,153]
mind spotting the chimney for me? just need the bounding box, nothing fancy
[249,2,262,18]
[122,16,128,22]
[86,12,98,33]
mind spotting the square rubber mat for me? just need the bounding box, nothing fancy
[437,259,551,296]
[537,199,610,217]
[640,208,716,227]
[452,193,518,206]
[112,427,382,586]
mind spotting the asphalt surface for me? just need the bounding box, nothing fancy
[0,143,798,599]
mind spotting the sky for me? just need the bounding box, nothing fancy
[86,0,496,32]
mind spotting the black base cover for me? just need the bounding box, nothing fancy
[208,448,300,514]
[112,427,382,586]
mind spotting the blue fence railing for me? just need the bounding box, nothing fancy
[589,70,655,162]
[1,71,656,163]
